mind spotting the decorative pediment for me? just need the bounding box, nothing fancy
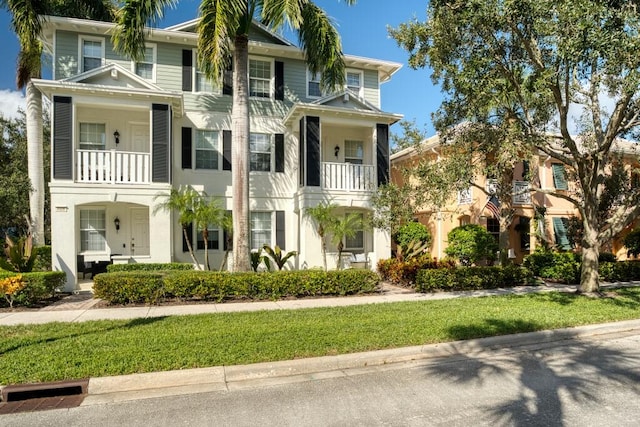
[165,19,293,46]
[310,89,382,113]
[62,63,163,91]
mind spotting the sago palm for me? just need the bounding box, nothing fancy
[113,0,355,271]
[327,212,362,270]
[3,0,117,245]
[192,193,225,271]
[304,201,338,271]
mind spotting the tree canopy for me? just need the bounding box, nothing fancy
[390,0,640,292]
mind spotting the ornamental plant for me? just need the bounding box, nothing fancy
[0,274,26,308]
[445,224,498,266]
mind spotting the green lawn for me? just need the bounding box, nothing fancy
[2,288,640,384]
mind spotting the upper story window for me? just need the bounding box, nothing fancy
[134,45,156,81]
[307,71,322,98]
[79,123,105,150]
[80,36,104,73]
[552,164,568,190]
[346,69,363,98]
[80,208,106,252]
[458,187,472,205]
[249,58,272,98]
[195,129,220,170]
[250,133,271,172]
[344,140,364,164]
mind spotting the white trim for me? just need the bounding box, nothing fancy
[192,49,221,94]
[306,70,322,99]
[78,206,108,254]
[250,211,275,250]
[345,69,364,99]
[194,128,221,170]
[52,29,57,80]
[130,43,157,83]
[78,35,105,74]
[249,56,274,100]
[249,132,273,172]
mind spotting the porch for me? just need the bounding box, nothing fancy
[76,150,151,184]
[322,162,375,191]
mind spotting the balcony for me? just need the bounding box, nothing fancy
[76,150,150,184]
[512,180,531,205]
[322,162,375,191]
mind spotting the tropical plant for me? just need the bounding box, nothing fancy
[394,222,431,249]
[3,0,117,245]
[0,234,36,272]
[192,194,225,271]
[327,213,363,270]
[219,211,233,272]
[0,274,26,308]
[304,201,338,271]
[262,245,297,271]
[153,186,200,269]
[395,239,430,262]
[113,0,355,271]
[250,248,265,272]
[623,228,640,258]
[445,224,498,266]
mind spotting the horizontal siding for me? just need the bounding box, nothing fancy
[55,31,78,79]
[184,92,233,113]
[154,42,183,91]
[363,69,380,108]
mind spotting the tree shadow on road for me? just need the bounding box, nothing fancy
[422,318,640,426]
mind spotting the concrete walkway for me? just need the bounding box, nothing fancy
[1,281,637,326]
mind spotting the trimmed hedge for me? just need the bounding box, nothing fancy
[32,246,52,272]
[415,265,534,292]
[0,271,66,306]
[377,256,456,286]
[599,261,640,282]
[93,269,379,304]
[106,263,194,273]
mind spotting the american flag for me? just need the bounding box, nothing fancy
[485,195,501,219]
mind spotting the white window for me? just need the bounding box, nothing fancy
[197,226,220,250]
[458,187,472,205]
[251,212,272,250]
[307,71,322,98]
[80,209,106,252]
[346,69,363,98]
[195,130,219,170]
[344,213,364,250]
[79,123,106,150]
[344,140,364,164]
[250,133,271,172]
[80,36,104,73]
[192,50,221,93]
[249,58,272,98]
[134,45,156,81]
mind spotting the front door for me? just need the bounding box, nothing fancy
[129,123,149,153]
[130,207,150,256]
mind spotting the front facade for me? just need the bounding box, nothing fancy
[391,136,640,264]
[36,17,402,291]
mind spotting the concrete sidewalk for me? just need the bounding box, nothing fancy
[0,282,594,326]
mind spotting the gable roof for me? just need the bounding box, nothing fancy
[164,18,294,46]
[62,63,163,91]
[310,89,383,112]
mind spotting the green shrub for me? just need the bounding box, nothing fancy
[394,222,432,248]
[415,265,533,292]
[444,224,498,266]
[599,261,640,282]
[94,269,379,304]
[377,256,455,286]
[598,252,617,263]
[0,271,65,306]
[93,272,165,304]
[32,246,52,271]
[106,263,194,273]
[524,249,581,284]
[623,228,640,257]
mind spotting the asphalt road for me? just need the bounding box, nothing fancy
[4,329,640,427]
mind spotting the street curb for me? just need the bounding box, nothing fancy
[80,318,640,405]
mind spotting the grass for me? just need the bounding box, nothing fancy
[1,288,640,384]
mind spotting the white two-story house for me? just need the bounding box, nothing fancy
[33,16,402,291]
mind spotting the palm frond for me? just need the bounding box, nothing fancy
[112,0,177,62]
[16,47,42,88]
[298,2,347,92]
[197,0,245,84]
[49,0,118,21]
[6,0,46,55]
[261,0,304,30]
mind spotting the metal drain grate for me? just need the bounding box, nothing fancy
[0,379,88,414]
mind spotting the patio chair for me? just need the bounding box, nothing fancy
[77,255,92,279]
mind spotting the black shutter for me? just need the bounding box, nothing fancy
[223,130,232,171]
[275,133,284,173]
[376,123,389,187]
[306,116,321,187]
[182,50,193,92]
[299,118,305,186]
[223,61,233,95]
[53,96,73,180]
[181,127,192,169]
[183,222,193,252]
[223,210,232,251]
[152,104,171,183]
[276,211,285,250]
[275,61,284,100]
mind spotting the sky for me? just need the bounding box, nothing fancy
[0,0,442,136]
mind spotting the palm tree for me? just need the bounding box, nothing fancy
[154,186,201,269]
[3,0,116,245]
[327,212,362,270]
[192,194,225,271]
[219,211,233,271]
[304,201,338,271]
[113,0,355,271]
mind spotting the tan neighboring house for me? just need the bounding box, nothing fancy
[390,134,640,264]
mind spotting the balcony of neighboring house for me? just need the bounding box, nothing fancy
[484,179,532,205]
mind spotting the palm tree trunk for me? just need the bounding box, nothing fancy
[320,232,327,271]
[26,81,45,245]
[183,226,201,270]
[203,229,210,271]
[232,35,251,272]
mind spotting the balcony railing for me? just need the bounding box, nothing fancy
[512,180,531,205]
[322,162,375,191]
[76,150,150,184]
